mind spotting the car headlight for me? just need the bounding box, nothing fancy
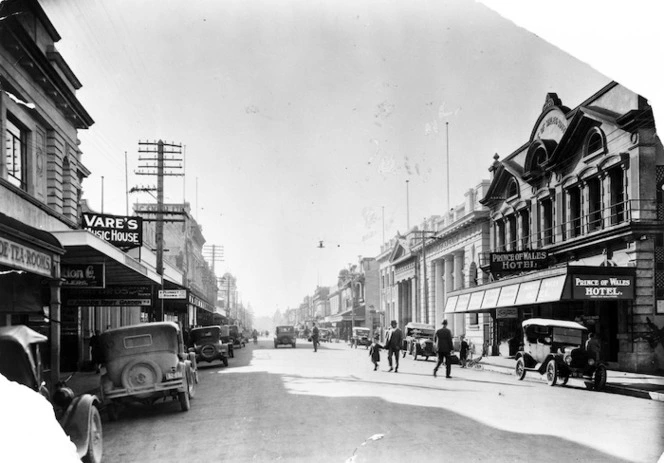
[588,358,595,366]
[564,355,572,365]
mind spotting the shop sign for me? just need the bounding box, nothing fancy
[82,213,143,248]
[572,274,634,300]
[490,251,548,274]
[64,285,152,307]
[496,307,518,319]
[62,263,105,288]
[0,236,53,277]
[159,289,187,299]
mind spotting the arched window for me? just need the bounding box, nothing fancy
[507,178,519,198]
[585,128,606,157]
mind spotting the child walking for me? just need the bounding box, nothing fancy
[369,335,383,371]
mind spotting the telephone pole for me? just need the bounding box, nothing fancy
[203,244,225,275]
[133,140,184,321]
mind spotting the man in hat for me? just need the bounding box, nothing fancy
[434,319,454,378]
[384,320,403,373]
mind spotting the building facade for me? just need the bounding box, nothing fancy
[446,84,664,372]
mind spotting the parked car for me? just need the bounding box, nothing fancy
[99,321,198,418]
[403,322,436,361]
[218,325,234,358]
[351,327,371,349]
[514,318,607,390]
[228,325,246,348]
[319,328,333,343]
[274,326,296,348]
[0,325,103,463]
[188,326,230,367]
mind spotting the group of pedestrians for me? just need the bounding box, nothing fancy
[368,319,467,378]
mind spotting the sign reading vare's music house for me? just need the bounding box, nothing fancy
[82,213,143,248]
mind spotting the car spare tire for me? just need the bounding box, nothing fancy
[200,344,216,360]
[121,359,162,390]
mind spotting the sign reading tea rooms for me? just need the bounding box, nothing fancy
[82,213,142,248]
[490,251,548,274]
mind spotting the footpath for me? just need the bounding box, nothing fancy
[62,355,664,403]
[478,356,664,402]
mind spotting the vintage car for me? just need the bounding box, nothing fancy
[99,321,198,418]
[0,325,103,463]
[351,327,371,349]
[514,318,607,390]
[228,325,246,348]
[403,322,436,361]
[274,325,297,348]
[188,325,231,367]
[319,328,333,343]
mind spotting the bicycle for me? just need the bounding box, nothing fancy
[464,355,483,369]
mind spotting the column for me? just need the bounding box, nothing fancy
[411,277,417,325]
[427,260,436,324]
[49,279,62,391]
[434,260,444,326]
[453,251,465,336]
[444,256,454,327]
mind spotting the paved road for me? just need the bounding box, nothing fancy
[101,337,664,463]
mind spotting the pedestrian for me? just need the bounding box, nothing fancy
[384,320,403,373]
[89,330,102,374]
[459,335,469,368]
[312,322,319,352]
[433,320,454,378]
[369,335,383,371]
[585,332,601,361]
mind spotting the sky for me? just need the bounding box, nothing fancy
[38,0,663,317]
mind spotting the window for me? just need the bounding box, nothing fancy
[540,198,554,245]
[587,177,602,232]
[507,179,518,198]
[608,168,625,225]
[5,117,27,190]
[507,215,517,250]
[520,208,530,249]
[568,187,582,238]
[586,130,605,156]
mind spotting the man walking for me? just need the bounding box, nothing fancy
[384,320,403,373]
[312,322,320,352]
[434,320,454,378]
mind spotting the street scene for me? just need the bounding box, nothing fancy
[1,0,664,462]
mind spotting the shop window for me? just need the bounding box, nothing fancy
[608,167,625,225]
[467,313,478,325]
[5,117,27,190]
[587,177,602,232]
[540,198,554,245]
[568,187,582,238]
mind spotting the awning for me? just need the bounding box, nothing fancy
[53,230,161,285]
[445,265,636,313]
[328,308,366,323]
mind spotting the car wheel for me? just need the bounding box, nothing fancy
[179,376,191,411]
[223,357,229,367]
[546,360,558,386]
[593,365,607,391]
[413,346,418,361]
[292,343,296,348]
[274,343,278,348]
[515,358,526,380]
[201,344,216,361]
[121,359,162,390]
[82,405,103,463]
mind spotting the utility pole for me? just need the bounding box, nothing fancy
[134,140,184,321]
[203,244,225,274]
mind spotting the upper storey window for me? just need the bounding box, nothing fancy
[5,117,27,190]
[584,128,606,158]
[507,178,519,199]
